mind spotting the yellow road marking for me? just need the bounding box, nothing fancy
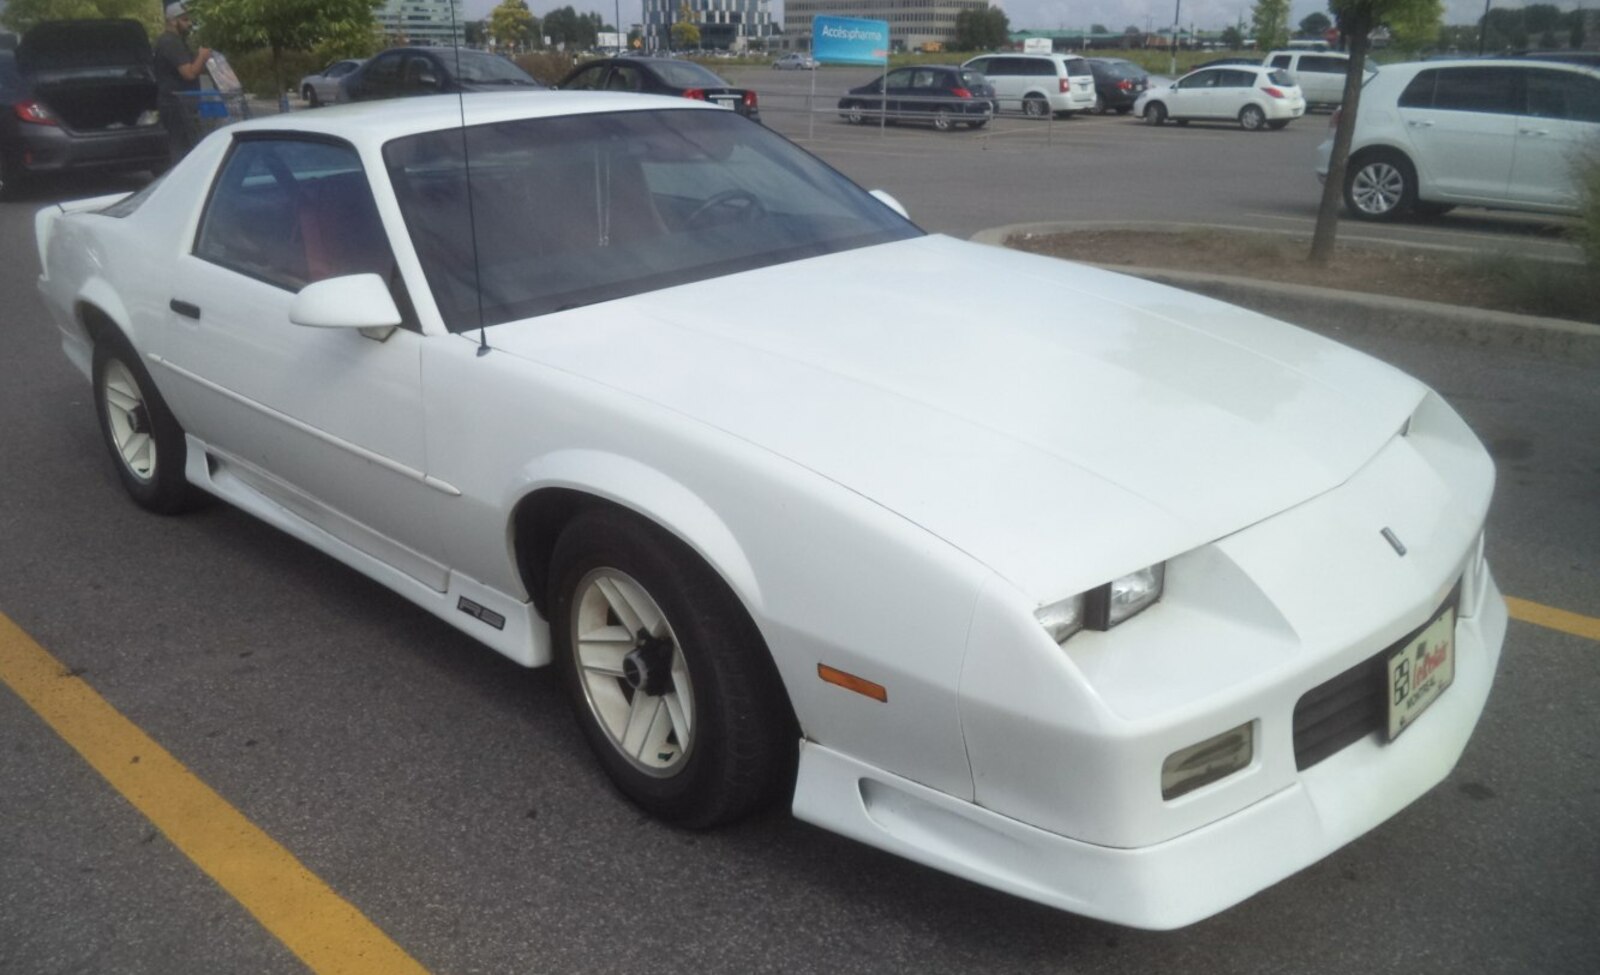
[1505,597,1600,642]
[0,612,429,975]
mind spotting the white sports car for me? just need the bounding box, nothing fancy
[33,92,1504,929]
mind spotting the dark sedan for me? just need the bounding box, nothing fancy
[0,20,169,200]
[555,57,759,120]
[838,65,996,131]
[338,47,541,102]
[1085,58,1149,115]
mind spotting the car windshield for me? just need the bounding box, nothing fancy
[651,60,727,87]
[384,108,921,331]
[454,51,538,84]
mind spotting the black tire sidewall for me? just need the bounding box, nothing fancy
[548,509,791,828]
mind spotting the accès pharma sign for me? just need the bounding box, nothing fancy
[812,16,890,65]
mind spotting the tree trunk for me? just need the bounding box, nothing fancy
[1308,21,1372,266]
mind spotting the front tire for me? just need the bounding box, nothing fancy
[1344,150,1416,222]
[548,509,795,829]
[932,107,954,131]
[92,333,202,514]
[843,101,864,125]
[1143,101,1167,125]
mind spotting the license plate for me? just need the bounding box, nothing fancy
[1386,602,1456,740]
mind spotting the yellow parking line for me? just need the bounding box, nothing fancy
[0,612,429,975]
[1505,597,1600,642]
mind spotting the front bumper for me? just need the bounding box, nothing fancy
[793,573,1505,929]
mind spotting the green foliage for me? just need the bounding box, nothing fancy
[1298,12,1333,36]
[1,0,160,37]
[513,51,579,85]
[489,0,536,52]
[1384,0,1442,52]
[952,5,1010,51]
[189,0,380,56]
[1252,0,1291,52]
[1221,26,1244,49]
[670,21,700,49]
[543,5,601,49]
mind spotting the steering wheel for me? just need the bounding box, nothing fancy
[686,189,766,229]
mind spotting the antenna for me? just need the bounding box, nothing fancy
[448,0,490,356]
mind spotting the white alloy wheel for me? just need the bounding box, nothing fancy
[571,567,696,776]
[101,358,157,483]
[1023,95,1048,118]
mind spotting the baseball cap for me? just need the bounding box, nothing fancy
[165,3,189,19]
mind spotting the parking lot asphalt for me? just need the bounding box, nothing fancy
[3,76,1599,975]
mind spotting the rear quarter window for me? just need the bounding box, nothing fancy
[1431,67,1520,115]
[1300,56,1348,75]
[1268,69,1295,86]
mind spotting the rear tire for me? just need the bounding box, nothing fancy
[1143,102,1167,125]
[932,107,954,131]
[1022,94,1049,118]
[1239,104,1267,131]
[92,332,203,514]
[1344,149,1417,222]
[548,509,796,829]
[302,85,320,107]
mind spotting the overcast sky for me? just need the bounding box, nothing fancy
[462,1,1583,32]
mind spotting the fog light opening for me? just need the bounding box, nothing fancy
[1161,722,1254,801]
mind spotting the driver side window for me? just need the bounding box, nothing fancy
[195,138,399,298]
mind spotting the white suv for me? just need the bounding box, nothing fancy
[1318,59,1600,221]
[960,52,1096,117]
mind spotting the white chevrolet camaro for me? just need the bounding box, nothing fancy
[34,93,1504,929]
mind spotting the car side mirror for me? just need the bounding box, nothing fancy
[290,274,402,340]
[417,71,440,90]
[869,189,909,220]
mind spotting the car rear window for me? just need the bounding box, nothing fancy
[1268,69,1294,87]
[960,69,989,88]
[652,60,726,87]
[1066,60,1092,77]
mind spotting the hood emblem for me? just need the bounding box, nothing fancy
[1381,527,1407,557]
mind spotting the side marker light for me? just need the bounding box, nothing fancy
[818,664,888,703]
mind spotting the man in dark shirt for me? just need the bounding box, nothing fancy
[153,2,211,158]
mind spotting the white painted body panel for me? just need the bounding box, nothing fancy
[33,93,1504,929]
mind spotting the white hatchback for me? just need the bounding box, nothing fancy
[1317,58,1600,221]
[1135,65,1306,130]
[960,52,1096,117]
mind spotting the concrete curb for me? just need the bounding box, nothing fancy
[972,222,1600,363]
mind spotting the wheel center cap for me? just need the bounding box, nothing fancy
[622,631,674,697]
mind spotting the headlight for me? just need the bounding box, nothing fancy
[1035,563,1165,646]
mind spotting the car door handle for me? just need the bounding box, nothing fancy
[170,299,201,320]
[1406,120,1434,128]
[1518,128,1549,137]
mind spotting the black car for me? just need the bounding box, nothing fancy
[1085,58,1150,115]
[556,57,759,121]
[338,47,541,102]
[838,65,996,131]
[0,19,169,200]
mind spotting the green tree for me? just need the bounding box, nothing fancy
[1298,12,1333,36]
[1572,9,1588,50]
[953,5,1010,51]
[1309,0,1445,265]
[489,0,535,52]
[1386,0,1441,52]
[1091,23,1109,34]
[670,1,698,50]
[1,0,159,36]
[189,0,380,97]
[1252,0,1292,51]
[1522,4,1563,34]
[1221,25,1244,49]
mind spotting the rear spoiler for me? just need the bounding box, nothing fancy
[33,192,130,281]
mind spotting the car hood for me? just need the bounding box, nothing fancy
[19,19,152,75]
[489,235,1424,600]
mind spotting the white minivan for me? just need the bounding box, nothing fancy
[1264,50,1370,109]
[1317,59,1600,221]
[960,52,1096,117]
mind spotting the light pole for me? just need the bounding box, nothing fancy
[1478,0,1492,55]
[1170,0,1181,77]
